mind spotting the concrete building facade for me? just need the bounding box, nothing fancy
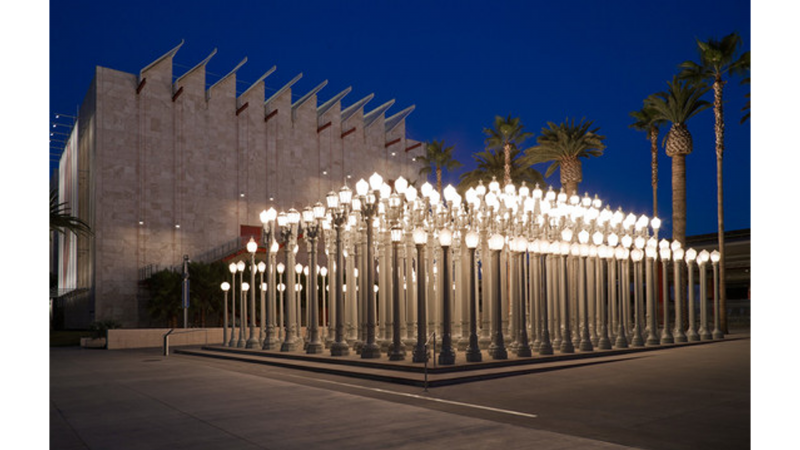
[58,41,425,328]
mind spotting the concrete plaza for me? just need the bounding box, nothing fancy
[51,333,750,449]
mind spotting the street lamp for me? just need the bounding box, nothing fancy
[412,227,430,363]
[328,186,352,356]
[358,175,382,359]
[630,248,645,347]
[685,248,700,341]
[303,204,325,354]
[277,262,286,341]
[388,226,406,361]
[246,238,259,348]
[228,262,237,347]
[513,236,532,357]
[221,282,230,346]
[260,207,279,350]
[236,260,246,348]
[698,250,712,340]
[711,250,724,339]
[644,245,659,346]
[672,245,687,343]
[438,227,456,365]
[487,232,508,360]
[257,260,266,347]
[659,243,674,344]
[465,230,482,362]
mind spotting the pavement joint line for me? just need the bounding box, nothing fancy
[277,372,539,419]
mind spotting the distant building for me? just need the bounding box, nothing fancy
[56,41,425,328]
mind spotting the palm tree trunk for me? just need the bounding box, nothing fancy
[713,77,728,333]
[671,154,687,246]
[504,143,511,186]
[436,167,443,195]
[649,127,659,217]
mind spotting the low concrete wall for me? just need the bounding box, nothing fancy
[107,328,225,350]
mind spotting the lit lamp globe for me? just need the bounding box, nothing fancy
[229,262,237,274]
[592,231,604,246]
[561,228,573,243]
[241,282,250,292]
[295,264,303,275]
[465,231,479,249]
[391,227,403,243]
[608,233,619,247]
[395,176,408,195]
[439,228,453,247]
[622,234,633,249]
[257,261,266,273]
[369,172,384,192]
[287,208,301,225]
[698,250,710,265]
[277,263,285,274]
[651,217,662,235]
[339,185,353,206]
[277,212,288,228]
[405,186,418,203]
[326,191,339,209]
[221,282,230,292]
[631,248,644,263]
[413,227,428,245]
[320,266,327,277]
[420,181,434,199]
[710,250,720,264]
[673,247,685,261]
[488,233,505,251]
[237,261,246,272]
[247,237,258,254]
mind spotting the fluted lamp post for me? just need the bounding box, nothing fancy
[631,248,645,347]
[358,174,383,359]
[388,226,406,361]
[488,232,508,360]
[514,236,532,357]
[438,227,456,365]
[711,250,724,339]
[672,245,687,343]
[465,230,482,362]
[236,260,246,348]
[659,242,674,344]
[304,204,326,354]
[228,262,237,347]
[698,250,712,340]
[257,261,266,346]
[685,248,699,341]
[412,227,429,363]
[328,186,352,356]
[246,238,260,348]
[221,282,230,346]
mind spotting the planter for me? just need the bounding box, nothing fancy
[80,337,107,349]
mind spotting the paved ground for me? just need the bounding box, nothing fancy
[50,333,750,450]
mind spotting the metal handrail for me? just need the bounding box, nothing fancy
[163,328,209,356]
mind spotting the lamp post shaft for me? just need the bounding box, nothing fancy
[413,244,429,363]
[438,244,456,365]
[389,240,406,360]
[247,254,259,348]
[307,234,323,354]
[488,248,508,360]
[362,207,381,359]
[466,247,482,362]
[516,251,532,357]
[331,221,350,356]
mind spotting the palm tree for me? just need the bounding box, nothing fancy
[458,147,545,193]
[523,118,606,196]
[50,188,92,237]
[740,77,750,124]
[645,77,711,245]
[630,103,667,216]
[679,32,749,333]
[417,140,463,194]
[483,115,533,186]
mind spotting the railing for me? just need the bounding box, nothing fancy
[138,237,244,281]
[163,328,210,356]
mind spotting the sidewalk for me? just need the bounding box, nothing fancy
[51,347,638,450]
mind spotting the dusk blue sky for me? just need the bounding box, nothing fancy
[49,0,751,238]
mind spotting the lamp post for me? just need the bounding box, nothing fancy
[514,236,532,357]
[465,230,482,362]
[488,232,508,360]
[228,262,237,347]
[304,204,326,354]
[320,266,328,342]
[613,246,628,348]
[698,250,712,340]
[328,186,352,356]
[536,240,554,355]
[711,250,724,339]
[578,232,592,352]
[672,245,687,343]
[437,227,456,365]
[685,248,699,341]
[389,226,406,360]
[412,227,429,363]
[659,243,674,345]
[221,282,230,346]
[644,244,659,346]
[257,260,266,347]
[358,174,383,359]
[246,238,259,348]
[260,208,278,349]
[236,260,246,348]
[631,248,645,347]
[597,245,611,350]
[276,262,285,341]
[277,208,302,351]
